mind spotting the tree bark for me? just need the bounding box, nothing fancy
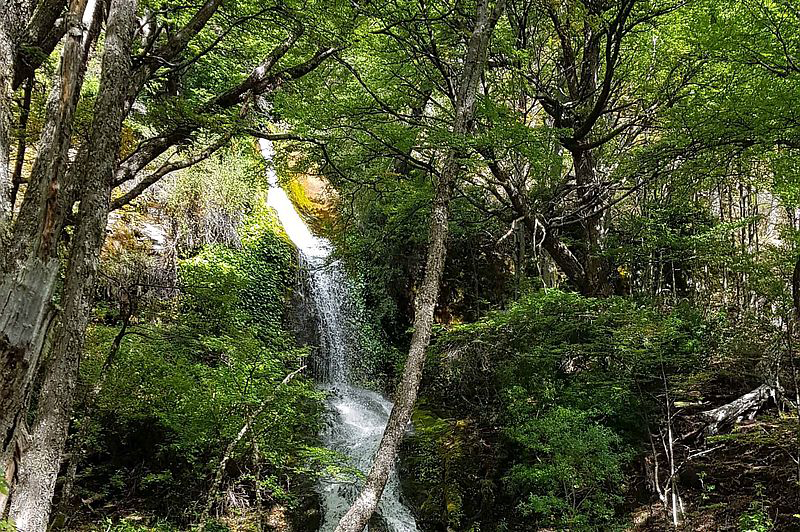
[6,0,137,527]
[53,292,134,523]
[572,147,612,296]
[792,255,800,319]
[333,2,504,530]
[479,148,590,294]
[701,384,780,436]
[0,0,95,507]
[13,0,69,89]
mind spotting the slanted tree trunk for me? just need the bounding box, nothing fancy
[200,365,305,527]
[13,0,69,89]
[334,2,504,530]
[200,405,267,526]
[7,0,137,527]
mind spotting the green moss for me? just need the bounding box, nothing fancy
[401,409,495,530]
[286,178,317,219]
[411,407,449,436]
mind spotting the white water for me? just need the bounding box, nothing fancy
[260,140,417,532]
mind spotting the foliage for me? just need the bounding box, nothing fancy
[71,207,326,525]
[504,406,629,528]
[0,477,10,532]
[0,473,11,531]
[738,486,775,532]
[11,0,800,528]
[402,290,712,530]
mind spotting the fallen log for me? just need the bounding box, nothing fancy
[701,384,780,436]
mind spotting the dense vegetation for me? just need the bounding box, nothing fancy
[1,0,800,530]
[399,293,798,529]
[54,153,331,529]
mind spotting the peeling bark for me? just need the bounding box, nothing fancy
[0,0,97,496]
[6,0,137,527]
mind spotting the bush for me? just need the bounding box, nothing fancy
[401,290,712,530]
[71,209,326,525]
[505,406,629,528]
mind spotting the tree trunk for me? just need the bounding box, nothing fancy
[572,147,612,297]
[50,296,133,524]
[10,75,34,208]
[200,405,266,526]
[7,0,136,527]
[792,255,800,319]
[334,2,504,530]
[0,0,95,488]
[13,0,69,89]
[200,365,304,526]
[479,149,591,295]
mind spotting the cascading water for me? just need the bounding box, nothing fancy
[259,139,417,532]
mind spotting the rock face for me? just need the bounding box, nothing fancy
[289,253,326,379]
[289,484,324,532]
[284,171,337,233]
[296,173,335,209]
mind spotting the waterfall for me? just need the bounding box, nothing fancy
[260,140,418,532]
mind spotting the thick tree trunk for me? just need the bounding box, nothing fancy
[572,147,612,297]
[334,2,504,530]
[0,0,101,496]
[7,0,136,527]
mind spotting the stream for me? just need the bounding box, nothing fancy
[260,139,418,532]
